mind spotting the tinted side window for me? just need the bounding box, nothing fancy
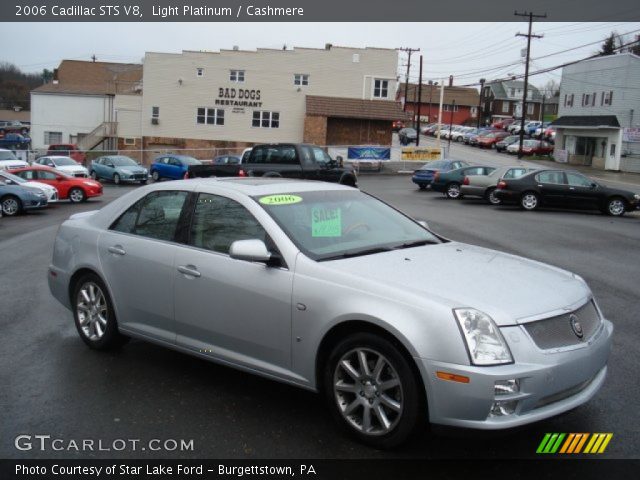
[111,191,188,241]
[189,194,266,254]
[465,167,484,175]
[566,173,592,187]
[536,172,566,185]
[38,171,58,180]
[15,170,35,180]
[504,168,527,179]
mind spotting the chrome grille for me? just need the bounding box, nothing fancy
[524,301,601,350]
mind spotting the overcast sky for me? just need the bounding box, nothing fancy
[2,22,639,90]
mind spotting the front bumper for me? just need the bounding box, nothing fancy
[417,318,613,429]
[23,197,48,210]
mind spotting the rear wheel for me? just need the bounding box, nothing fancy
[418,184,426,191]
[68,187,86,203]
[323,332,424,448]
[1,195,22,216]
[72,273,128,350]
[520,192,540,211]
[485,187,501,205]
[445,182,462,199]
[605,197,626,217]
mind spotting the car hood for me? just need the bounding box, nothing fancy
[117,166,147,174]
[325,242,590,326]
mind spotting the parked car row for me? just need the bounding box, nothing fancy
[413,160,640,216]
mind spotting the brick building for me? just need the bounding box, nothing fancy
[399,83,480,125]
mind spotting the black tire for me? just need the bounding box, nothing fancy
[445,182,462,199]
[90,171,98,180]
[113,173,121,185]
[485,187,501,205]
[151,170,160,182]
[263,172,282,178]
[322,332,425,449]
[1,195,22,216]
[520,191,540,211]
[418,184,427,191]
[339,175,357,188]
[604,196,626,217]
[72,273,128,350]
[140,179,148,185]
[68,187,86,203]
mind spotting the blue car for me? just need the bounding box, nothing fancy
[0,179,48,216]
[90,155,148,185]
[150,154,201,181]
[412,159,469,190]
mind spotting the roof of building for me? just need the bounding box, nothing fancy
[551,115,620,128]
[306,95,410,121]
[32,60,142,96]
[487,80,542,102]
[401,84,479,107]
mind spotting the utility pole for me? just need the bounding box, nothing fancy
[398,47,420,112]
[428,80,434,123]
[437,80,444,147]
[515,10,546,159]
[416,56,423,146]
[448,99,455,149]
[477,78,485,128]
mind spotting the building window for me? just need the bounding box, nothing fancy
[603,90,613,105]
[352,54,360,63]
[252,110,279,128]
[152,106,160,118]
[443,104,459,112]
[197,108,225,125]
[124,138,136,145]
[510,88,515,96]
[373,79,389,98]
[527,103,534,114]
[470,106,478,117]
[294,74,309,86]
[230,70,245,83]
[583,94,591,106]
[196,68,204,77]
[44,131,62,145]
[502,101,509,113]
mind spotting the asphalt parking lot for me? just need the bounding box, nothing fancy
[1,170,639,459]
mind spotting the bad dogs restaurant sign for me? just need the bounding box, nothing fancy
[215,87,263,108]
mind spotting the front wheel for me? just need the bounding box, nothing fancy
[520,192,540,211]
[113,173,121,185]
[68,187,86,203]
[445,182,462,199]
[485,187,501,205]
[140,179,148,185]
[73,273,128,350]
[151,170,160,182]
[605,197,626,216]
[323,332,424,449]
[1,195,22,216]
[90,171,98,180]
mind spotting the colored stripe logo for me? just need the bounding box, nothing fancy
[537,433,613,454]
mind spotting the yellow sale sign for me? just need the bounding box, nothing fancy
[401,147,442,161]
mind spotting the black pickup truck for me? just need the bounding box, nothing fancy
[187,143,357,186]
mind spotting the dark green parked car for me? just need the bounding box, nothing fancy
[431,165,496,199]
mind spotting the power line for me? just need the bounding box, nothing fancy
[397,47,420,112]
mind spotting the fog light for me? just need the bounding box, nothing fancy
[489,400,518,417]
[494,379,519,395]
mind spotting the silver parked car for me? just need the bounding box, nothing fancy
[49,179,613,448]
[461,165,537,205]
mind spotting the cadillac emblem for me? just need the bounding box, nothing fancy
[569,314,584,339]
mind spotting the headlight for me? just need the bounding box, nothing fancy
[454,308,513,365]
[634,194,640,200]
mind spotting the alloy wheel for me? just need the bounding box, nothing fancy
[487,188,501,205]
[90,171,97,180]
[521,193,538,210]
[113,173,121,185]
[446,183,461,199]
[2,197,20,216]
[333,348,403,436]
[69,188,85,203]
[608,198,625,216]
[76,282,108,341]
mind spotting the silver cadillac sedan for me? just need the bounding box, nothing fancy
[48,178,613,448]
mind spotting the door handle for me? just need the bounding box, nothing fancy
[108,245,126,256]
[177,265,201,278]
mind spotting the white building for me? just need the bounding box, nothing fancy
[553,53,640,172]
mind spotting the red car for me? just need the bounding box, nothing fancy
[46,144,87,166]
[491,118,515,130]
[12,166,103,203]
[392,120,406,132]
[476,131,510,148]
[522,139,554,156]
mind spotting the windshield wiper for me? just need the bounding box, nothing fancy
[392,239,439,249]
[318,246,394,261]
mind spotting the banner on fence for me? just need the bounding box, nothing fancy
[623,128,640,143]
[347,146,391,160]
[401,147,442,161]
[555,149,568,163]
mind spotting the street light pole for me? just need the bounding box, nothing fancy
[477,78,485,128]
[448,99,455,149]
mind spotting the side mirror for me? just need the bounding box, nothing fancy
[591,183,598,189]
[336,155,344,167]
[229,239,272,263]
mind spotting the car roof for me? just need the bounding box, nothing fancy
[153,178,354,196]
[40,155,74,160]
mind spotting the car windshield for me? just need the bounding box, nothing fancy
[109,156,138,166]
[420,160,448,170]
[524,140,538,147]
[254,190,441,261]
[52,169,72,179]
[177,156,201,165]
[0,171,26,184]
[0,151,18,160]
[53,157,78,166]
